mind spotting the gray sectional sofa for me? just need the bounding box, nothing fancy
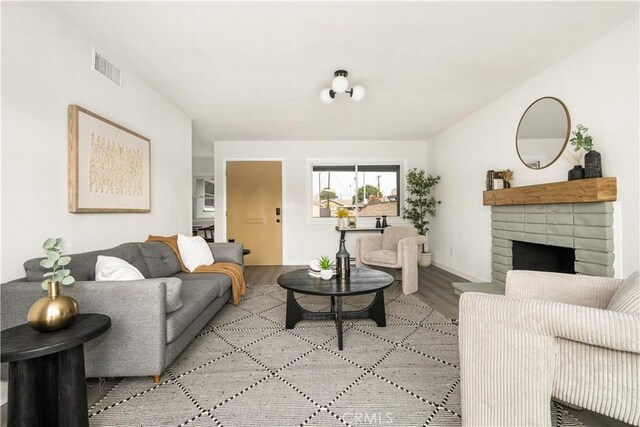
[1,241,243,380]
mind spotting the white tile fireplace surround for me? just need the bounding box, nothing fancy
[491,202,614,286]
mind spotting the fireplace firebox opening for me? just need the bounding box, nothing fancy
[512,241,575,274]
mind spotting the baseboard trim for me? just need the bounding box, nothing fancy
[431,261,487,283]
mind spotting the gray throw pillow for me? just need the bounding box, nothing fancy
[164,277,183,313]
[607,271,640,315]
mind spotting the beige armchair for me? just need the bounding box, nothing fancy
[355,227,427,295]
[459,270,640,426]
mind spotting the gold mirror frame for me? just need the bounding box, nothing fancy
[515,96,571,170]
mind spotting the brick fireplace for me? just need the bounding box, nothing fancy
[490,202,614,287]
[452,178,618,295]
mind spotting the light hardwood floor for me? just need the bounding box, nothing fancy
[1,265,629,426]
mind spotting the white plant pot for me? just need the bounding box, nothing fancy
[320,269,333,280]
[338,218,349,229]
[418,252,432,267]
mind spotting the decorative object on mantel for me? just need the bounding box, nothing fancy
[585,150,603,178]
[483,177,616,206]
[375,217,382,228]
[568,165,585,181]
[27,238,79,332]
[348,216,357,228]
[485,170,494,190]
[567,123,602,180]
[516,97,571,170]
[486,170,511,189]
[68,105,151,213]
[501,170,514,188]
[336,208,349,229]
[320,70,365,103]
[403,168,441,267]
[563,137,585,180]
[492,171,504,190]
[381,215,388,228]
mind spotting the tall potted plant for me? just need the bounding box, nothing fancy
[403,169,441,267]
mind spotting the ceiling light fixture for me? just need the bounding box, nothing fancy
[320,70,365,104]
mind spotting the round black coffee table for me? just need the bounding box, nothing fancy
[1,313,111,427]
[277,267,394,350]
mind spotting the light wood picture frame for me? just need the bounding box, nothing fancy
[68,105,151,212]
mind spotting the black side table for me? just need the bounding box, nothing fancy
[1,313,111,427]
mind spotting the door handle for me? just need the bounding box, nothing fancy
[275,207,281,216]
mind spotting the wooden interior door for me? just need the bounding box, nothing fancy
[226,161,282,265]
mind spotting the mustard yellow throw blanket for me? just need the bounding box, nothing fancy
[147,235,246,305]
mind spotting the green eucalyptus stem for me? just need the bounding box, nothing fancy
[569,124,594,153]
[39,238,75,290]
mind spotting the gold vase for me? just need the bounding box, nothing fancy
[27,281,79,332]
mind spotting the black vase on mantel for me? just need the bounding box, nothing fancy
[336,238,350,279]
[584,150,603,179]
[568,165,585,181]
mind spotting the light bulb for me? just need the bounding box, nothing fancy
[320,88,334,104]
[331,75,348,93]
[350,85,365,102]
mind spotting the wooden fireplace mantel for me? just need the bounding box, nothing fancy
[483,177,617,206]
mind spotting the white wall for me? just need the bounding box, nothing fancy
[193,157,215,176]
[1,3,193,281]
[192,156,215,225]
[427,17,639,282]
[214,141,428,264]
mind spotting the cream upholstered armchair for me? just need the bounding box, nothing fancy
[459,270,640,426]
[355,227,427,295]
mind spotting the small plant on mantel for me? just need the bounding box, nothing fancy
[403,168,441,266]
[566,123,602,179]
[501,170,514,187]
[570,124,594,152]
[564,124,594,166]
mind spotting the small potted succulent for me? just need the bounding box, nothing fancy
[318,255,334,280]
[336,208,350,229]
[27,238,79,332]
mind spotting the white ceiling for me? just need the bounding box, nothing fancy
[51,1,637,154]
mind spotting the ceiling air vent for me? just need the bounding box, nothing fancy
[92,49,122,86]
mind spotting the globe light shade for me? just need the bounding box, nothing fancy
[351,85,365,102]
[320,88,334,104]
[331,75,349,93]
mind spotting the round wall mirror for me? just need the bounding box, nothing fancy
[516,97,570,169]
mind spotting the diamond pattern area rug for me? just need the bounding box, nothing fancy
[88,283,583,426]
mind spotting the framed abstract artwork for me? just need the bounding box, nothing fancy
[68,105,151,212]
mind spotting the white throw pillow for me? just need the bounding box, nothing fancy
[608,271,640,315]
[95,255,145,281]
[177,234,215,272]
